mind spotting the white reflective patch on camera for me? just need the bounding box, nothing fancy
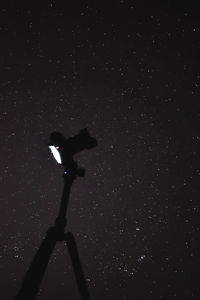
[49,145,62,164]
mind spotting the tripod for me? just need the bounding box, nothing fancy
[14,165,91,300]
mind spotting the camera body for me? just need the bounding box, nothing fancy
[49,129,97,175]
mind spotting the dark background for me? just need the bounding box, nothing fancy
[0,1,200,299]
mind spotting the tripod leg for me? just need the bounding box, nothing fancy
[14,227,58,300]
[65,232,91,300]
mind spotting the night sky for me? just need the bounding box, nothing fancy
[1,1,200,299]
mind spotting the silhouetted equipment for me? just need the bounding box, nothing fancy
[49,128,97,174]
[14,129,97,300]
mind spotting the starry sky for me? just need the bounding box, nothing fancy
[1,1,200,299]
